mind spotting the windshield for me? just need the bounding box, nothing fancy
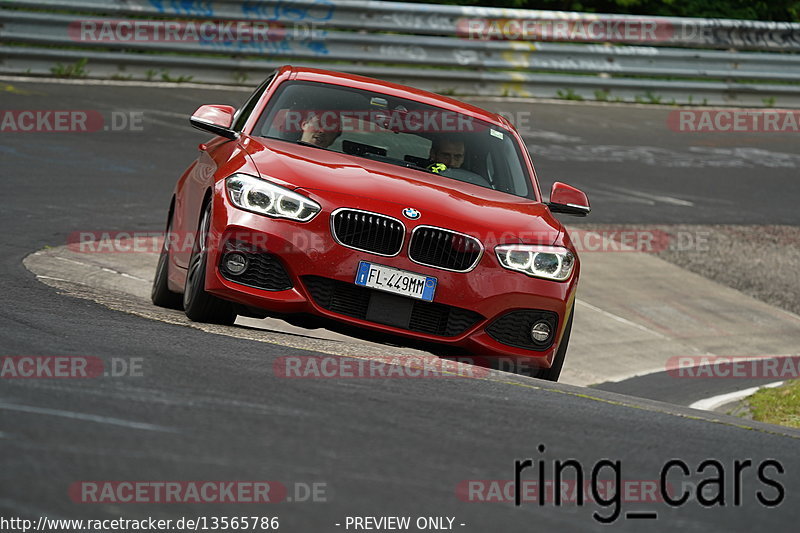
[252,81,535,199]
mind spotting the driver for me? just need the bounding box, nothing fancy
[428,136,465,169]
[300,112,342,148]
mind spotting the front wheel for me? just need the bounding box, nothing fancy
[151,210,183,310]
[534,305,574,382]
[183,202,236,325]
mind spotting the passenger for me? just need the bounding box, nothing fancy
[300,112,342,148]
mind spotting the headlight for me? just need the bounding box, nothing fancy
[225,174,321,222]
[495,244,575,281]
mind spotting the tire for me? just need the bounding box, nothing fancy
[283,314,324,330]
[534,304,574,382]
[151,211,183,310]
[183,201,236,325]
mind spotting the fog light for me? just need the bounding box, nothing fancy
[530,321,552,343]
[224,252,248,275]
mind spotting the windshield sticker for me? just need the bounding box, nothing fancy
[490,129,504,139]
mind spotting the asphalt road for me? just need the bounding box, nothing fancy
[594,365,789,407]
[467,96,800,225]
[1,79,798,532]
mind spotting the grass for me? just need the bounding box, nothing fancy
[556,88,583,101]
[50,57,88,78]
[748,380,800,429]
[160,72,194,83]
[686,95,710,106]
[594,89,609,101]
[141,68,193,83]
[643,91,662,104]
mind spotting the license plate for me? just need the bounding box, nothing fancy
[355,261,437,302]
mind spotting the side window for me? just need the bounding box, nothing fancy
[232,74,275,132]
[486,143,530,197]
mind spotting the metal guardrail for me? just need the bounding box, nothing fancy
[1,0,800,106]
[6,0,800,51]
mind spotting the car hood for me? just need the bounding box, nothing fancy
[242,137,562,245]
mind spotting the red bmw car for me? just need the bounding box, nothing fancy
[151,65,590,381]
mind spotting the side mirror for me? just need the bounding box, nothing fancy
[547,182,591,217]
[190,105,238,140]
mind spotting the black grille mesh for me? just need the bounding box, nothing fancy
[331,209,404,256]
[409,227,481,271]
[219,240,292,291]
[303,276,482,337]
[304,275,370,319]
[486,310,558,351]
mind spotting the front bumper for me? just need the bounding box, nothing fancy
[204,184,579,368]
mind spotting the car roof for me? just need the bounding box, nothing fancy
[285,66,512,130]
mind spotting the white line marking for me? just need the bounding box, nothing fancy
[144,116,187,132]
[522,129,583,142]
[36,275,72,282]
[577,299,669,339]
[54,256,148,282]
[0,402,176,432]
[766,305,800,325]
[579,188,656,205]
[596,365,684,384]
[608,186,695,207]
[689,381,784,411]
[467,95,691,110]
[144,109,192,120]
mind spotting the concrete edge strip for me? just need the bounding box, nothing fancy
[576,299,668,339]
[22,247,800,440]
[690,381,785,411]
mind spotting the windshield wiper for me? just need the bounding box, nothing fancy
[403,161,437,174]
[265,136,331,151]
[293,140,330,151]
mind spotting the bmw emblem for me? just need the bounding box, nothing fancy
[402,208,421,220]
